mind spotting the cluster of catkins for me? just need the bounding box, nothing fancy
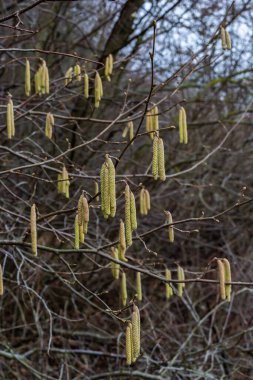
[20,39,234,367]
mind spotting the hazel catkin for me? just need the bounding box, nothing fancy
[177,265,185,298]
[25,59,31,96]
[136,272,142,302]
[118,219,127,261]
[217,259,226,300]
[111,247,120,280]
[121,272,128,306]
[7,96,15,139]
[126,323,132,365]
[30,204,37,257]
[125,184,132,247]
[222,258,232,302]
[84,73,89,98]
[74,213,79,250]
[165,268,173,299]
[45,112,54,139]
[152,135,159,180]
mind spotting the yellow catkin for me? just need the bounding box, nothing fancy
[179,107,188,144]
[0,264,4,296]
[182,107,188,144]
[121,272,128,306]
[57,173,63,193]
[136,272,142,302]
[122,126,128,138]
[106,156,116,217]
[84,73,89,98]
[125,184,132,246]
[118,219,127,261]
[167,211,174,243]
[146,110,151,136]
[108,54,113,75]
[34,67,41,94]
[45,112,54,139]
[126,323,132,365]
[94,181,99,201]
[177,265,185,297]
[144,189,151,213]
[130,191,137,231]
[132,304,141,358]
[82,196,89,234]
[25,59,31,96]
[74,213,79,250]
[7,97,15,139]
[222,258,232,301]
[62,166,70,198]
[100,162,110,218]
[79,224,85,243]
[65,67,73,86]
[78,193,84,226]
[152,135,159,180]
[111,247,120,280]
[100,163,110,218]
[140,188,146,216]
[179,107,184,143]
[217,259,226,300]
[35,60,49,94]
[74,64,81,81]
[221,26,227,49]
[225,30,232,50]
[30,204,37,257]
[131,311,139,360]
[44,63,49,94]
[105,56,110,81]
[158,137,166,181]
[41,60,49,94]
[94,71,103,108]
[151,106,159,139]
[165,268,173,299]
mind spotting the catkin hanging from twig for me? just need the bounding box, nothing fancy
[30,204,37,257]
[222,258,232,302]
[158,137,166,181]
[217,259,226,300]
[35,60,49,95]
[165,268,173,299]
[65,67,73,86]
[105,54,113,81]
[58,166,70,198]
[121,272,128,306]
[94,71,103,108]
[136,272,142,302]
[118,219,127,261]
[25,59,31,96]
[100,156,116,218]
[45,112,54,139]
[74,64,81,81]
[111,247,120,280]
[126,323,132,365]
[125,184,132,246]
[84,73,89,98]
[179,107,188,144]
[7,96,15,139]
[221,26,232,50]
[74,213,79,250]
[177,265,185,297]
